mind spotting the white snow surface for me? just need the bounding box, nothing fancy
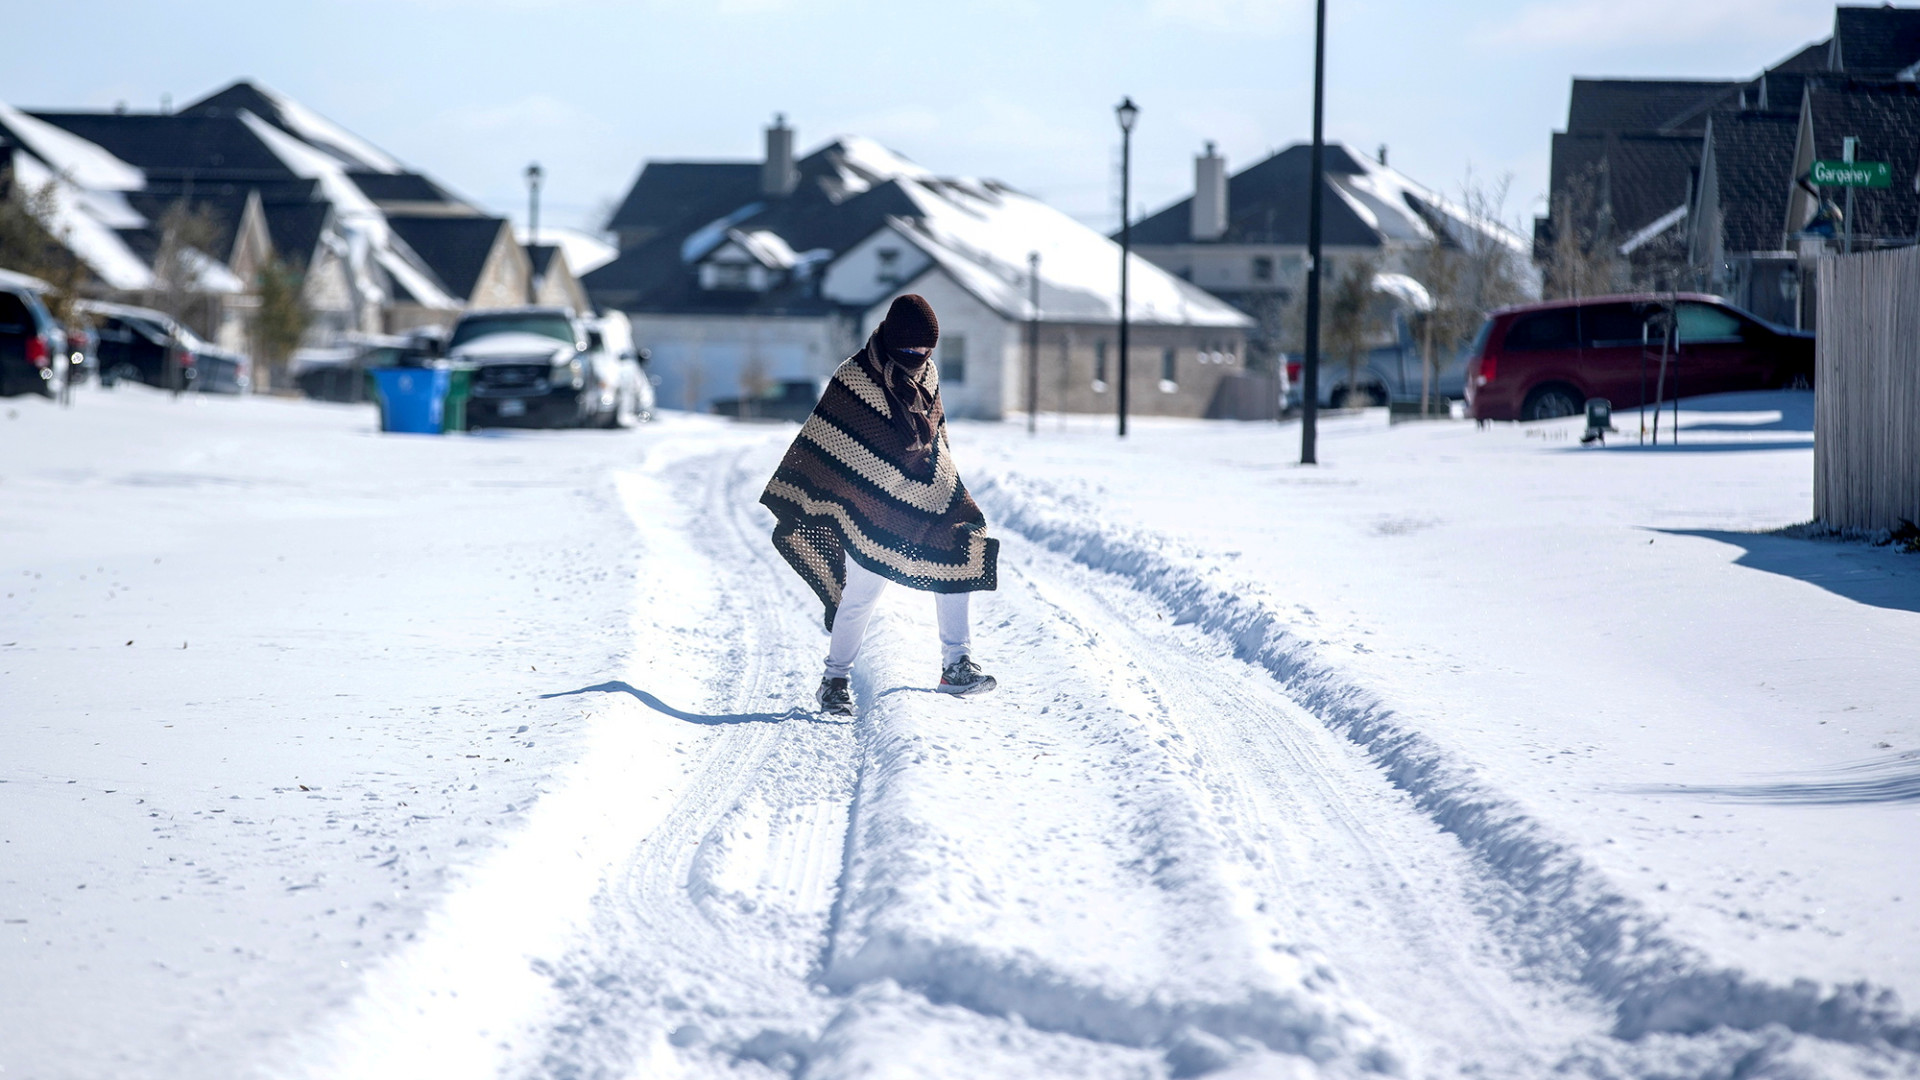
[4,387,1919,1080]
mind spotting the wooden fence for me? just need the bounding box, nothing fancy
[1815,246,1920,531]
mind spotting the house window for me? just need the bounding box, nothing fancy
[1252,256,1274,282]
[1160,346,1178,392]
[1093,340,1109,391]
[877,248,901,286]
[940,335,966,385]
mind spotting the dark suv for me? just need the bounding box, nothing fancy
[0,282,66,398]
[1464,293,1815,422]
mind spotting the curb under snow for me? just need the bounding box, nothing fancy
[972,471,1920,1054]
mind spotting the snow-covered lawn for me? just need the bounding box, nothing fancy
[3,387,1916,1079]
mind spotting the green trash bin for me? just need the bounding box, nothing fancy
[442,363,475,433]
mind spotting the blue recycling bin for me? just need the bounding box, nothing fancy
[370,367,450,435]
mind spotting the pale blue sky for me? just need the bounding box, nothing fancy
[6,0,1840,237]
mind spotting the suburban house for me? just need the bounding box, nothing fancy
[1125,140,1532,374]
[1536,4,1920,325]
[585,119,1252,420]
[0,80,586,371]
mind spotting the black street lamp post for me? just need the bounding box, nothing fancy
[1300,0,1326,464]
[1027,250,1041,436]
[1115,96,1138,438]
[525,162,544,304]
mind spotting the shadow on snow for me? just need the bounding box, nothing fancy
[542,680,815,725]
[1658,528,1920,615]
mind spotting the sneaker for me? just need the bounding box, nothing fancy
[817,677,854,716]
[937,657,998,696]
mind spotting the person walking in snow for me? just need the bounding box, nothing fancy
[760,294,999,716]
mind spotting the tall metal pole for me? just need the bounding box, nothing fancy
[1300,0,1326,464]
[1027,251,1041,435]
[525,162,544,305]
[1842,136,1857,256]
[1117,99,1137,439]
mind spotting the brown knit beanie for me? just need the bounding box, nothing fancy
[880,294,939,351]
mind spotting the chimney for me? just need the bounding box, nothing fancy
[1191,141,1227,242]
[763,113,797,197]
[1377,144,1388,166]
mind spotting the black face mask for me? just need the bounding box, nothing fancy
[888,346,932,368]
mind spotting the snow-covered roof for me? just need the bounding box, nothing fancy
[8,152,154,291]
[727,228,801,269]
[513,226,617,276]
[888,170,1250,327]
[0,102,144,191]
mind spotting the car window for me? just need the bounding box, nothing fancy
[1676,303,1745,343]
[1503,310,1578,352]
[449,314,576,350]
[1581,303,1652,347]
[1462,317,1494,362]
[0,293,29,334]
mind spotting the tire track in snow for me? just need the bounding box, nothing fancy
[529,445,859,1078]
[996,536,1598,1074]
[975,468,1920,1074]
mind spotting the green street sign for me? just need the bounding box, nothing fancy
[1810,159,1892,187]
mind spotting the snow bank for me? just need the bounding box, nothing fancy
[971,468,1920,1053]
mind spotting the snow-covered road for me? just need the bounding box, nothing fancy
[6,389,1918,1078]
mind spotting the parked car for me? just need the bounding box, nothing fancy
[63,321,96,386]
[447,307,621,429]
[1284,342,1466,409]
[83,302,252,395]
[1464,293,1815,422]
[712,380,820,422]
[0,276,68,398]
[584,310,653,426]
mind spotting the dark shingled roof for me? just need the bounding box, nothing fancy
[586,140,933,315]
[1126,143,1386,248]
[262,200,331,271]
[604,161,762,236]
[1832,5,1920,77]
[1547,132,1699,240]
[525,244,560,278]
[182,80,404,172]
[1804,81,1920,239]
[1565,79,1743,136]
[387,215,509,300]
[348,171,466,207]
[28,112,293,182]
[1703,112,1799,252]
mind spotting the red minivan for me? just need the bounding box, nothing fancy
[1463,293,1815,421]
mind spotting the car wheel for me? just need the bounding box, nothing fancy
[1520,384,1582,421]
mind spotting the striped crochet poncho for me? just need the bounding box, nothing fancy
[760,352,999,631]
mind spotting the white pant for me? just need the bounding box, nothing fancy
[825,554,971,679]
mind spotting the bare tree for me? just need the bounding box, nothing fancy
[145,201,226,340]
[1408,170,1531,410]
[1542,163,1622,300]
[251,255,310,393]
[1324,254,1384,406]
[0,169,93,330]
